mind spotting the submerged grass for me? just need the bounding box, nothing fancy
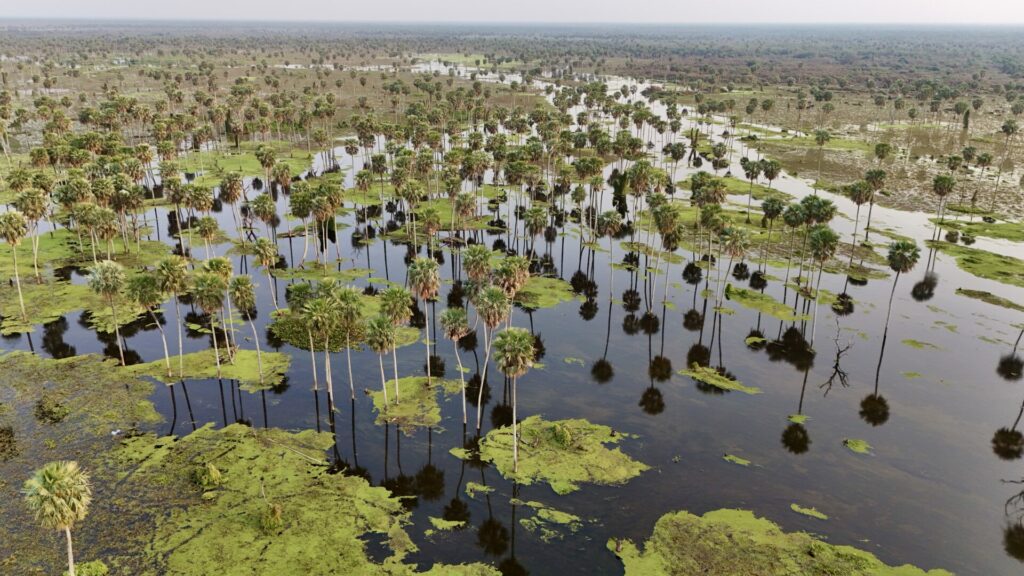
[126,349,291,391]
[928,241,1024,288]
[679,364,762,395]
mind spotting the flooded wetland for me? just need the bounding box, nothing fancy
[0,20,1023,576]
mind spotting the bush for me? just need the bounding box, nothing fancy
[65,560,109,576]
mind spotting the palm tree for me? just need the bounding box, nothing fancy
[253,237,279,309]
[219,172,246,242]
[22,461,92,576]
[863,168,886,241]
[229,275,262,384]
[760,197,785,272]
[126,272,171,376]
[0,209,29,321]
[88,260,127,366]
[740,157,762,223]
[408,258,440,386]
[493,327,535,473]
[13,188,48,281]
[844,180,872,267]
[597,211,622,302]
[440,307,471,425]
[813,129,830,193]
[931,174,955,239]
[156,256,190,378]
[366,315,395,406]
[884,241,921,331]
[807,225,839,347]
[334,286,363,400]
[303,295,338,405]
[473,285,511,431]
[380,286,413,403]
[191,270,228,378]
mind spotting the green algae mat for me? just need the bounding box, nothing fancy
[610,509,953,575]
[467,415,649,495]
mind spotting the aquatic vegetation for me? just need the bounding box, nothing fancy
[464,481,493,499]
[933,218,1024,242]
[609,509,951,575]
[790,503,829,520]
[955,288,1024,313]
[902,372,924,380]
[787,414,808,424]
[725,285,809,322]
[843,439,873,454]
[127,350,291,391]
[471,415,649,495]
[514,499,582,542]
[928,241,1024,288]
[723,454,751,467]
[679,364,762,395]
[115,424,498,575]
[514,276,580,310]
[901,339,941,351]
[370,377,449,433]
[428,516,467,531]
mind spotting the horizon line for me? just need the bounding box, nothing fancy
[2,17,1024,26]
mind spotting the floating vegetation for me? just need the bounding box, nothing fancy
[127,350,291,391]
[475,416,649,495]
[901,371,924,380]
[843,439,873,455]
[787,414,808,424]
[901,339,940,351]
[563,356,585,366]
[745,336,768,346]
[514,276,580,310]
[464,481,493,499]
[609,509,951,575]
[790,503,829,520]
[955,288,1024,313]
[370,377,449,433]
[725,285,808,322]
[933,219,1024,242]
[928,241,1024,288]
[428,516,467,531]
[679,364,762,395]
[723,454,751,467]
[115,424,498,575]
[514,499,583,542]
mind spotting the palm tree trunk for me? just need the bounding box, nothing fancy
[174,297,184,378]
[885,271,901,329]
[512,375,518,473]
[111,299,125,366]
[11,250,26,321]
[250,319,263,384]
[65,527,75,576]
[308,331,319,390]
[346,334,354,400]
[810,263,824,348]
[210,312,222,378]
[476,325,492,432]
[392,345,400,404]
[455,342,466,425]
[379,354,389,405]
[151,309,172,377]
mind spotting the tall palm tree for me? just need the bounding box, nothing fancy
[473,285,511,432]
[440,307,471,425]
[493,327,535,473]
[931,174,955,238]
[366,315,395,406]
[88,260,127,366]
[0,209,29,321]
[334,286,363,401]
[863,168,886,242]
[252,237,279,309]
[844,180,872,267]
[303,295,338,405]
[126,272,171,376]
[408,258,440,386]
[13,188,48,282]
[813,129,831,194]
[219,172,246,242]
[597,211,622,302]
[808,225,839,347]
[191,270,228,378]
[229,275,262,384]
[883,240,921,331]
[202,257,236,361]
[22,461,92,576]
[760,197,786,272]
[156,256,190,379]
[380,286,413,403]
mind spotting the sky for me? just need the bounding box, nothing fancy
[1,0,1023,24]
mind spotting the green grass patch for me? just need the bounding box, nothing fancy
[955,288,1024,313]
[928,241,1024,289]
[790,503,828,520]
[679,364,762,395]
[126,349,290,391]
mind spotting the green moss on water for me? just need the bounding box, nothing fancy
[276,265,373,283]
[745,336,767,346]
[464,481,493,499]
[725,285,809,322]
[126,350,291,391]
[843,439,873,454]
[790,504,829,520]
[679,364,762,395]
[901,339,940,351]
[723,454,751,467]
[476,415,649,495]
[787,414,808,424]
[932,218,1024,242]
[901,372,924,380]
[928,241,1024,288]
[514,499,582,542]
[609,509,952,576]
[429,516,466,531]
[370,377,453,434]
[115,424,497,575]
[514,276,580,310]
[955,288,1024,313]
[676,175,793,202]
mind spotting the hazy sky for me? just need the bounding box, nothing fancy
[1,0,1022,24]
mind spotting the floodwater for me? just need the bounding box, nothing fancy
[4,65,1024,575]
